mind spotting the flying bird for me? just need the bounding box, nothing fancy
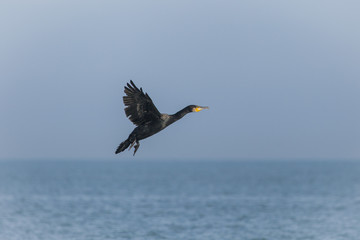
[115,80,209,156]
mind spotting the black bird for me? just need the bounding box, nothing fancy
[115,80,209,156]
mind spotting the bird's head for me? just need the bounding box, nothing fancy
[189,105,209,112]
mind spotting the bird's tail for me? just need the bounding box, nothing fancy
[115,138,131,154]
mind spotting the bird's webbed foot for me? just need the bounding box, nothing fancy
[133,141,140,156]
[128,141,136,151]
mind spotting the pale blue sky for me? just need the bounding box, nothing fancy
[1,0,359,160]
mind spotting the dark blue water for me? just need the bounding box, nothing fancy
[0,160,359,240]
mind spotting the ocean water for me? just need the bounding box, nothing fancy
[0,160,359,240]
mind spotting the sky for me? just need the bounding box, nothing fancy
[0,0,359,160]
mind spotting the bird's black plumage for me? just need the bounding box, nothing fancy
[115,80,208,156]
[123,81,161,126]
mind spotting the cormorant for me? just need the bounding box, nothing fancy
[115,80,208,156]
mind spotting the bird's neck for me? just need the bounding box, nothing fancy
[169,106,191,124]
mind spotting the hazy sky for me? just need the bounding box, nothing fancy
[1,0,359,160]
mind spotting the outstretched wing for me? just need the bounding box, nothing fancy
[123,80,161,126]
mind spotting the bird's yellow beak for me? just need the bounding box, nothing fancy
[194,106,209,112]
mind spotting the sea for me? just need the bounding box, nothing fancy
[0,160,359,240]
